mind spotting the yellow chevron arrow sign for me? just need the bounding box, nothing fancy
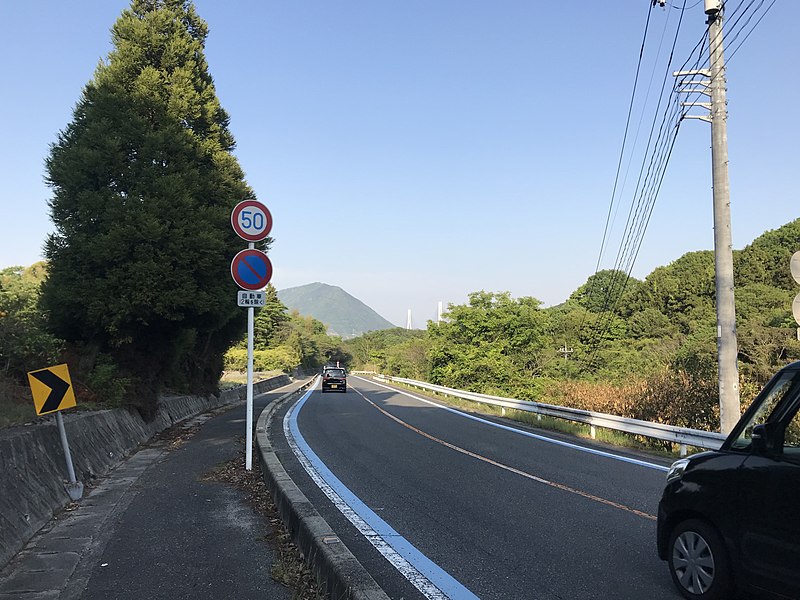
[27,363,77,416]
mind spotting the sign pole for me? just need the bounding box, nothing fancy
[245,241,255,471]
[230,199,272,472]
[55,412,83,500]
[792,251,800,343]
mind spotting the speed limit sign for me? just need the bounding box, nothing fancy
[231,200,272,242]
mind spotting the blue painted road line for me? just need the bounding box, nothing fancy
[284,384,480,600]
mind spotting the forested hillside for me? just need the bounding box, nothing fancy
[2,211,796,432]
[346,219,800,434]
[278,283,395,338]
[0,276,349,427]
[224,285,350,373]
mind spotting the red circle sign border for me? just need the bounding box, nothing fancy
[231,199,273,242]
[231,249,273,291]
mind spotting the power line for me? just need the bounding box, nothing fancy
[609,9,675,262]
[584,2,656,330]
[676,0,776,120]
[726,0,777,62]
[580,0,776,369]
[666,0,704,9]
[582,0,690,367]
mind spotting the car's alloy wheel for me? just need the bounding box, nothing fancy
[668,519,732,600]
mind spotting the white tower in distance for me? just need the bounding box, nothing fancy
[406,309,412,330]
[437,301,443,325]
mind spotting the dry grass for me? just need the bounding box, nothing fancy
[541,373,722,434]
[221,370,284,386]
[390,379,688,458]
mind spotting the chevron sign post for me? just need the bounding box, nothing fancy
[27,364,83,500]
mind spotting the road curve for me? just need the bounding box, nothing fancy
[270,375,682,600]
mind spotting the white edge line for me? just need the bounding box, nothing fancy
[354,376,670,473]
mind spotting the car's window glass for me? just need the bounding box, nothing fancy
[784,408,800,449]
[326,369,345,377]
[731,371,798,450]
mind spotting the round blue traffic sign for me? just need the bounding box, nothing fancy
[231,249,273,291]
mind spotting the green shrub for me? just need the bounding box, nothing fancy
[224,346,298,373]
[224,348,248,371]
[86,354,130,407]
[253,347,296,372]
[0,264,63,379]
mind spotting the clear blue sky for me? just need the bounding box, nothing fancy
[1,1,797,327]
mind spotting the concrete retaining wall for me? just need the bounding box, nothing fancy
[0,375,290,570]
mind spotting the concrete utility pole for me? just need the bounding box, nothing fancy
[707,0,740,435]
[674,0,740,434]
[558,344,574,361]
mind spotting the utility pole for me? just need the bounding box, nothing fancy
[674,0,740,434]
[558,344,574,361]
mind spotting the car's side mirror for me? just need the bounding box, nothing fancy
[751,423,782,455]
[751,424,768,453]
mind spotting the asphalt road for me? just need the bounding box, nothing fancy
[271,376,684,600]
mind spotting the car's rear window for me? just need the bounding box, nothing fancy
[325,369,345,378]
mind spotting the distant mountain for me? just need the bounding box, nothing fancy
[277,283,396,339]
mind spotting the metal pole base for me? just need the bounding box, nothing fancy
[65,481,84,501]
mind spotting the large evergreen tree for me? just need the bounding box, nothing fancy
[41,0,254,416]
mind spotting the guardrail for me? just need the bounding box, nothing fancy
[371,375,727,455]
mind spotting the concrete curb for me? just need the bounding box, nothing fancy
[255,382,390,600]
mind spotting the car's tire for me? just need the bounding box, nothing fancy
[342,386,347,393]
[667,519,733,600]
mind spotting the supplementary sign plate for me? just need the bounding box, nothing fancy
[238,291,266,307]
[27,364,77,416]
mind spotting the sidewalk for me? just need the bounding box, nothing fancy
[0,381,308,600]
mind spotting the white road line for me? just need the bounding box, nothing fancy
[354,375,669,472]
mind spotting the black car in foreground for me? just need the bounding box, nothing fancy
[657,360,800,600]
[321,367,347,393]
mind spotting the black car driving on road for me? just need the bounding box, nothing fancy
[321,367,347,393]
[657,360,800,600]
